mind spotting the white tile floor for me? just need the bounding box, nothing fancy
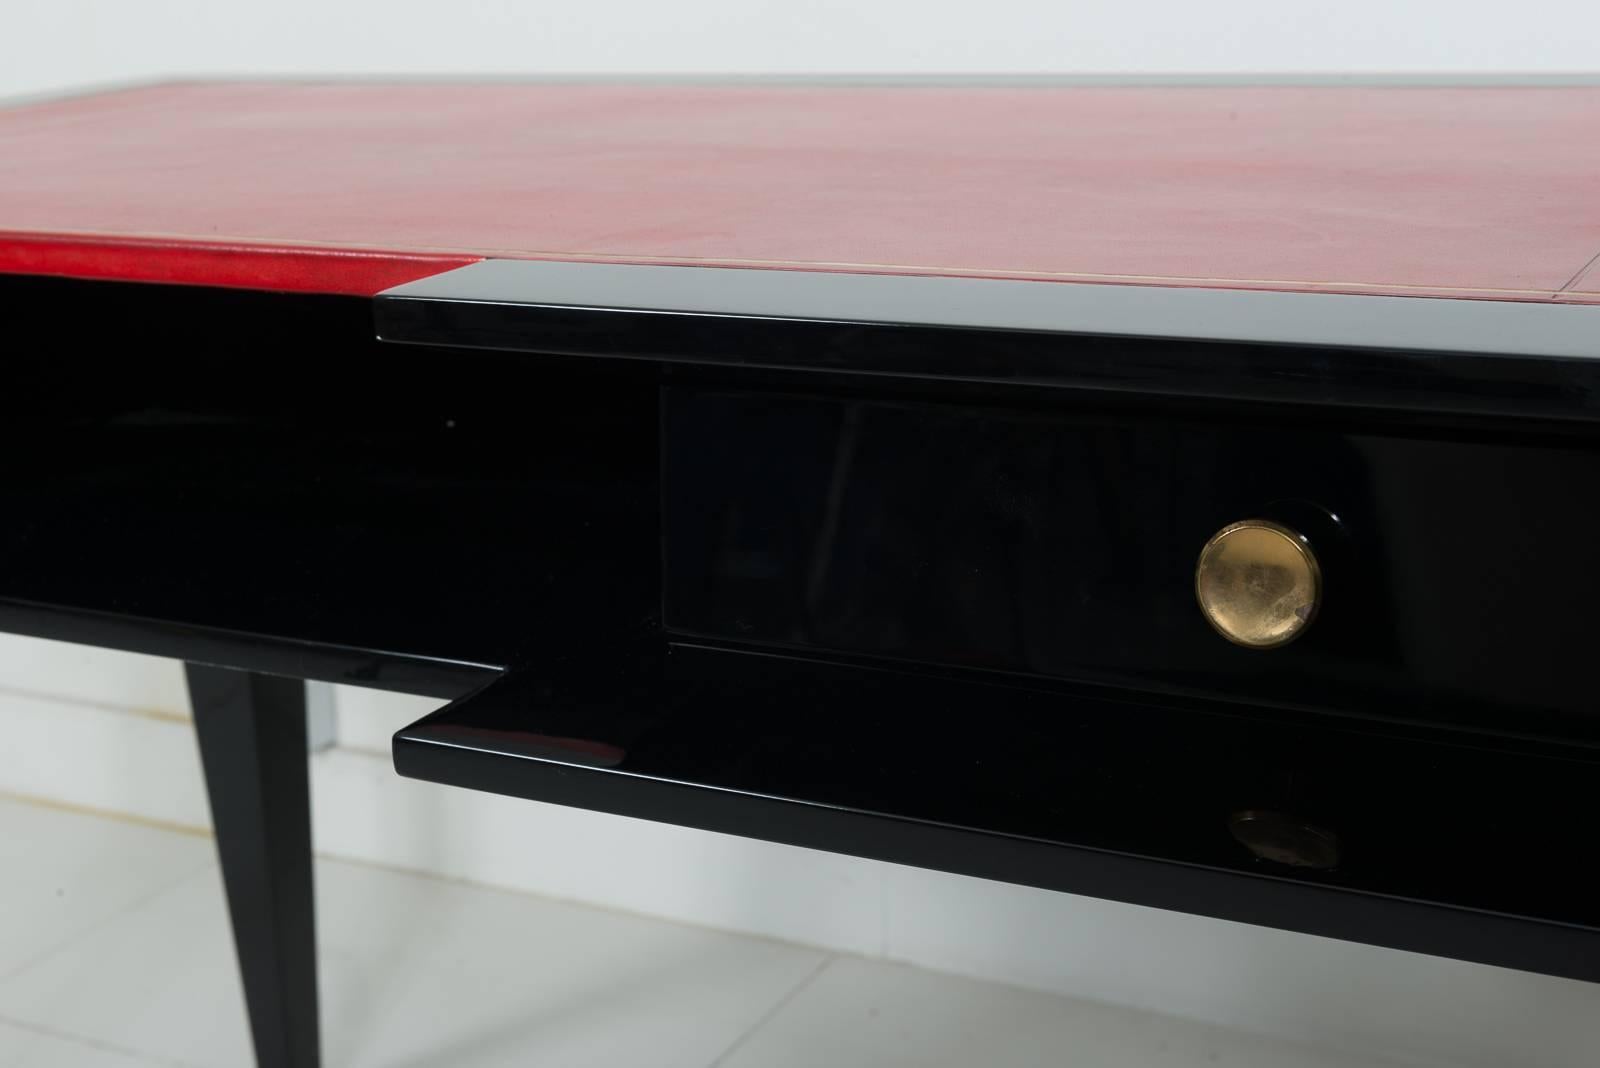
[0,795,1416,1068]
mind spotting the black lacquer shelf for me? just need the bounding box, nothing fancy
[396,640,1600,982]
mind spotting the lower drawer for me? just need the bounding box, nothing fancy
[662,387,1600,741]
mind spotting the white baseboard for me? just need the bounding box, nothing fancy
[2,632,1598,1067]
[0,690,208,828]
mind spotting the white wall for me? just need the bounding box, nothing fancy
[6,1,1600,101]
[4,632,1600,1068]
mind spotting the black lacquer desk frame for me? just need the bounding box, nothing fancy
[6,262,1600,1067]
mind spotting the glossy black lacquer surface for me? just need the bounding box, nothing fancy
[395,640,1600,982]
[664,388,1600,743]
[188,666,320,1068]
[377,260,1600,424]
[1,275,659,693]
[9,271,1600,985]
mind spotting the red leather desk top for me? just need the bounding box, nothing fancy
[2,81,1598,301]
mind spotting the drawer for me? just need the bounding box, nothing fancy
[663,387,1600,742]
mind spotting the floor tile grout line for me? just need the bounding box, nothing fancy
[706,955,835,1068]
[0,860,219,988]
[0,788,210,840]
[0,1013,200,1067]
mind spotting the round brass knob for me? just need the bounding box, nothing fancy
[1195,520,1321,648]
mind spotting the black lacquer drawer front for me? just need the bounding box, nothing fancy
[663,388,1600,741]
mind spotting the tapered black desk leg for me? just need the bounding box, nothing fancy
[186,664,321,1068]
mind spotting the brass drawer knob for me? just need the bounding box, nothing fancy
[1195,520,1321,648]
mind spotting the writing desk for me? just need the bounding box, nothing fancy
[4,81,1600,1066]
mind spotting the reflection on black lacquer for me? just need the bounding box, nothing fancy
[663,388,1600,742]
